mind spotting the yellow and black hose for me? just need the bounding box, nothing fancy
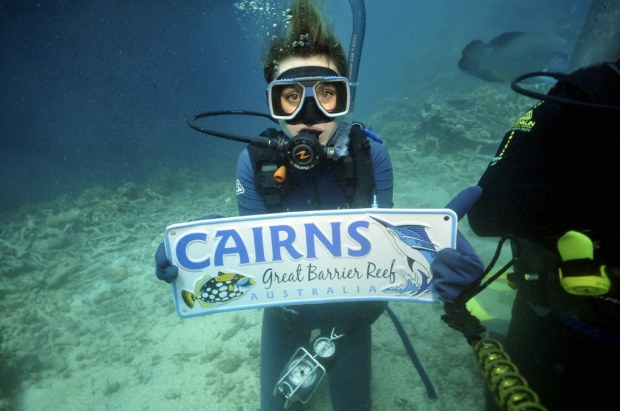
[474,338,548,411]
[443,235,548,411]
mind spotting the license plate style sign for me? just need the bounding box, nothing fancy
[164,208,456,318]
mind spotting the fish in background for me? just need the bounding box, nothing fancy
[457,31,569,82]
[458,0,620,83]
[568,0,620,71]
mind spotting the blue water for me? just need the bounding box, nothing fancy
[0,1,596,409]
[0,0,590,212]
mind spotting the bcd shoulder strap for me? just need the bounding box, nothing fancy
[324,124,376,209]
[247,128,287,211]
[346,123,376,209]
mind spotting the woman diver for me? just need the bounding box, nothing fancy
[156,0,482,409]
[158,0,393,409]
[235,1,393,409]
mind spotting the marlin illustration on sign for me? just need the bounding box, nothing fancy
[370,216,438,297]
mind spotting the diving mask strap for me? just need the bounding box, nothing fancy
[557,230,610,296]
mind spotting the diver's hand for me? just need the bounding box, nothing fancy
[154,214,223,284]
[155,242,178,283]
[431,231,484,302]
[431,186,484,302]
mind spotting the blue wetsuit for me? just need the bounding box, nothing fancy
[235,131,394,411]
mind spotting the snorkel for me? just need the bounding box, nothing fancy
[188,0,368,168]
[328,0,366,159]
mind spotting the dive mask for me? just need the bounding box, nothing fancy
[268,66,350,124]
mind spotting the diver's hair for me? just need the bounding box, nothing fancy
[263,0,347,82]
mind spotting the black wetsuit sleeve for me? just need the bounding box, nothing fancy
[468,101,564,238]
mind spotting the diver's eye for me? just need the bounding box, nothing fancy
[284,91,302,103]
[279,85,304,114]
[315,84,337,111]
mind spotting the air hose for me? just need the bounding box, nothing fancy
[386,306,438,402]
[474,339,548,411]
[444,235,549,411]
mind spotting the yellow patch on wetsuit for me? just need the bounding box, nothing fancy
[511,108,535,131]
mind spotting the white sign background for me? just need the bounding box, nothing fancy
[164,208,457,318]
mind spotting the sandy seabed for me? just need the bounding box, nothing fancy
[0,172,514,411]
[0,83,528,411]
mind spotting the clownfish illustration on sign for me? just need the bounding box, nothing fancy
[181,272,256,309]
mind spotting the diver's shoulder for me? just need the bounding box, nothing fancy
[368,138,390,159]
[565,61,620,102]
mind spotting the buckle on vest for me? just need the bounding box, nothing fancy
[557,231,610,296]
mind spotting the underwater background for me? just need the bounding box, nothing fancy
[0,1,593,410]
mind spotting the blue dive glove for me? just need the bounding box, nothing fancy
[154,214,223,284]
[431,186,484,302]
[155,242,178,283]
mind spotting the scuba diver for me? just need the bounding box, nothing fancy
[433,60,620,410]
[155,0,482,409]
[236,1,391,410]
[157,0,387,409]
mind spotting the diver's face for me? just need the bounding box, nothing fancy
[275,55,341,146]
